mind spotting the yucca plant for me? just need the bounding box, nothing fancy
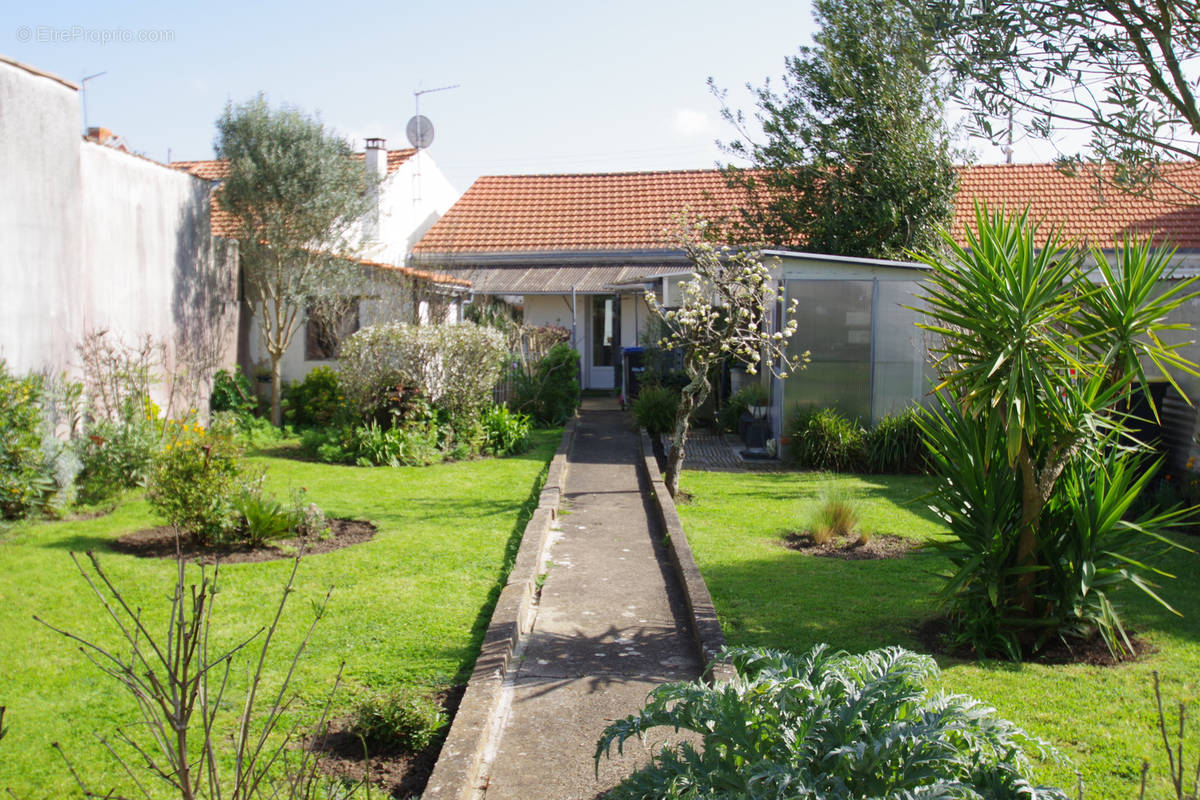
[912,204,1199,657]
[597,644,1066,800]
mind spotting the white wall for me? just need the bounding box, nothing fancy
[0,59,84,376]
[0,58,236,413]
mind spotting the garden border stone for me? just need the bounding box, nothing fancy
[423,416,577,800]
[638,429,734,683]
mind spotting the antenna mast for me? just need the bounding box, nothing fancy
[410,83,459,204]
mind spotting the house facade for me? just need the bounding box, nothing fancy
[173,138,467,386]
[412,164,1200,449]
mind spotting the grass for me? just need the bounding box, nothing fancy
[677,469,1200,799]
[0,429,560,797]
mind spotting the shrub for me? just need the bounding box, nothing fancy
[145,417,245,544]
[338,323,507,421]
[717,382,769,433]
[283,366,344,428]
[788,407,866,472]
[302,420,441,467]
[479,404,532,456]
[920,394,1186,659]
[0,363,57,519]
[597,645,1065,800]
[632,385,680,437]
[349,687,447,753]
[511,342,580,426]
[209,366,256,416]
[863,406,928,474]
[74,400,159,505]
[233,483,302,546]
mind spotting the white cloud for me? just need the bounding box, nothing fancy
[672,108,715,139]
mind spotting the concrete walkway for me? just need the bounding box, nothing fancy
[479,401,701,799]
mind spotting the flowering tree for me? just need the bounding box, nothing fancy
[648,216,803,496]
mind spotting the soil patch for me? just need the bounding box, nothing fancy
[783,531,914,560]
[915,615,1154,666]
[113,519,377,564]
[310,685,466,798]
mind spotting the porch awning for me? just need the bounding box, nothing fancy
[439,264,691,295]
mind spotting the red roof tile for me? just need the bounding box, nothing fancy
[413,163,1200,256]
[171,148,417,238]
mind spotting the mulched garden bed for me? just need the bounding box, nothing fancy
[783,531,915,560]
[112,518,377,564]
[309,685,466,798]
[915,615,1155,666]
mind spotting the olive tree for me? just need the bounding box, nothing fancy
[927,0,1200,196]
[649,215,802,497]
[216,95,374,424]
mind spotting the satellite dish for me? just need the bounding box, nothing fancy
[406,115,434,149]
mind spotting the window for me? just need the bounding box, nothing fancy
[305,300,360,361]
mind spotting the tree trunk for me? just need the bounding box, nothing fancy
[269,353,283,427]
[664,368,709,497]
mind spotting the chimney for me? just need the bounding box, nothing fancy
[364,138,387,242]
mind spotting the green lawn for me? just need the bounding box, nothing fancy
[678,469,1200,799]
[0,430,559,797]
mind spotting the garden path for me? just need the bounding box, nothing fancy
[479,399,701,799]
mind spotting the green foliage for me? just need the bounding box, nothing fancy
[0,364,57,519]
[914,207,1200,658]
[714,0,957,257]
[511,342,581,427]
[479,404,532,456]
[632,385,681,437]
[209,366,256,415]
[717,382,769,433]
[863,406,927,474]
[788,407,866,473]
[337,322,507,422]
[216,93,374,425]
[929,0,1200,189]
[145,417,245,544]
[301,420,442,467]
[348,687,447,753]
[284,365,345,428]
[597,644,1065,800]
[74,401,159,505]
[233,484,302,546]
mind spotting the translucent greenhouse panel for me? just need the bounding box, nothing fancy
[782,279,872,423]
[871,280,932,419]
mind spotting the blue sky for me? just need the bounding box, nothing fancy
[6,0,1025,192]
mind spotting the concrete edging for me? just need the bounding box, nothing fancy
[423,417,578,800]
[638,429,734,683]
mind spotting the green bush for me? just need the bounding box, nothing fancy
[512,342,580,427]
[301,420,441,467]
[632,385,680,437]
[787,407,866,472]
[232,484,301,546]
[209,366,256,416]
[863,406,928,474]
[349,687,447,753]
[0,363,57,519]
[74,401,159,505]
[480,404,532,456]
[283,366,344,428]
[598,645,1064,800]
[717,382,769,433]
[145,417,245,544]
[919,394,1185,659]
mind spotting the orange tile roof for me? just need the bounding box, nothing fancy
[171,148,417,238]
[412,163,1200,256]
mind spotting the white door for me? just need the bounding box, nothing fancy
[588,294,619,389]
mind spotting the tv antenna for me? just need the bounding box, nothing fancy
[81,70,107,135]
[408,83,459,203]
